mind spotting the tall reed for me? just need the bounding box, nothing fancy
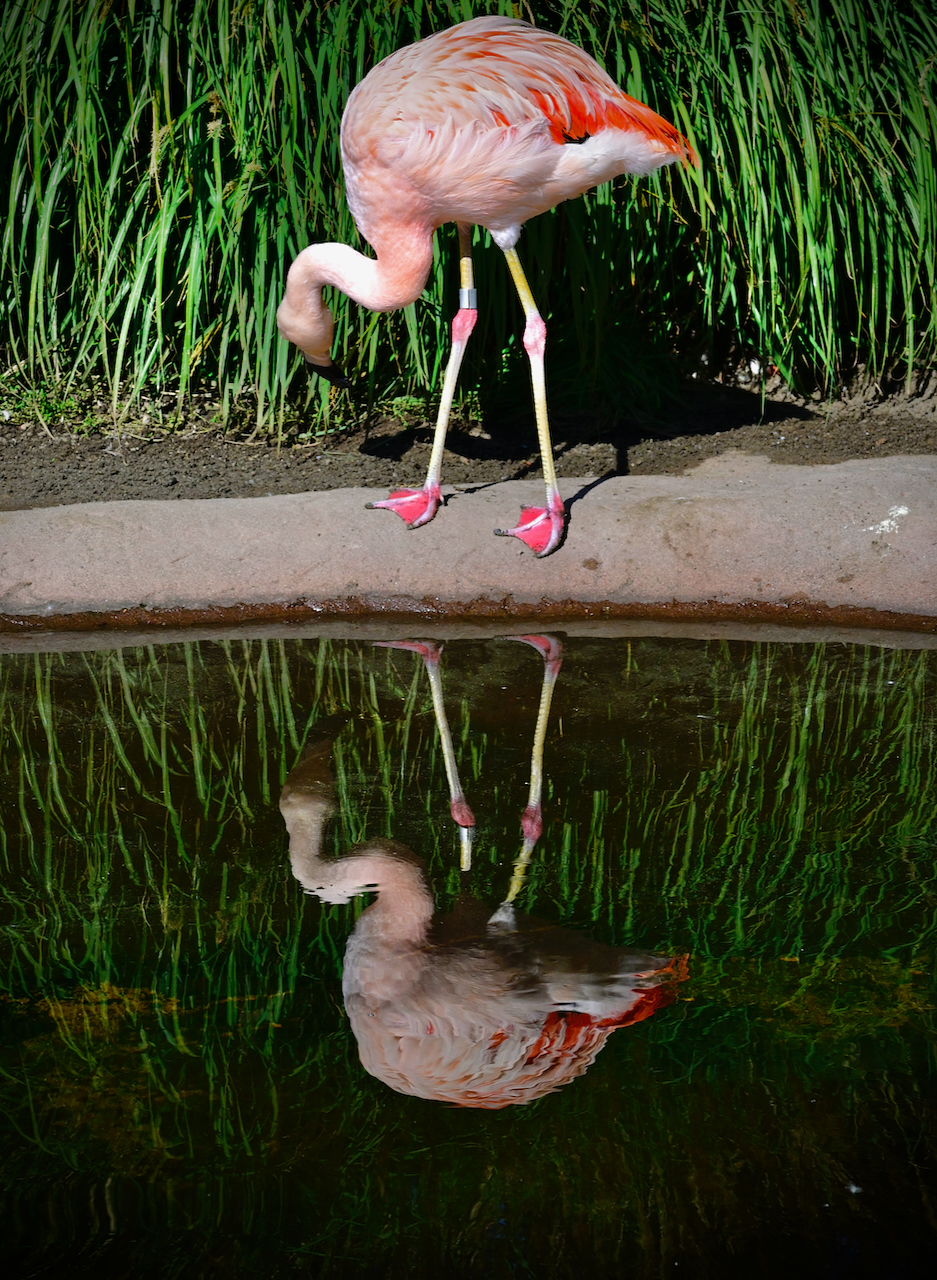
[1,0,934,431]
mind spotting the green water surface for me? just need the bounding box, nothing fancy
[0,634,935,1278]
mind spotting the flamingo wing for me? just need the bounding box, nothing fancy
[341,17,692,241]
[345,17,686,152]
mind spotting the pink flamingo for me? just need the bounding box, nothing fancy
[279,640,687,1108]
[276,16,694,556]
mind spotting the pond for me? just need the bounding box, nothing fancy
[1,630,936,1278]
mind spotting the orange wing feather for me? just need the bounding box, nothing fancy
[346,17,692,162]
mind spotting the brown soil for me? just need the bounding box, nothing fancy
[1,379,935,510]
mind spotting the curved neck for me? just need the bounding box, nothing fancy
[277,224,434,363]
[286,832,434,948]
[352,856,435,947]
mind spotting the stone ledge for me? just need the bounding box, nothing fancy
[1,453,934,628]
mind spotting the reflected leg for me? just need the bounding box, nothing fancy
[490,635,564,924]
[375,640,476,870]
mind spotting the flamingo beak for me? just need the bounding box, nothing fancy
[305,356,353,389]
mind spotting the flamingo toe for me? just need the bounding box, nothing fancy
[494,505,565,557]
[365,486,441,528]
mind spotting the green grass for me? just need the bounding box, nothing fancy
[0,634,936,1274]
[1,0,934,436]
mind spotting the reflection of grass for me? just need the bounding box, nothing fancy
[686,954,935,1042]
[572,642,937,965]
[0,636,936,1274]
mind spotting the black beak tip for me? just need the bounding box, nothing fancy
[305,358,353,390]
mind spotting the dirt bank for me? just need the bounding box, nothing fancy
[1,379,935,510]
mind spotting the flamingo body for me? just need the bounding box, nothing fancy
[286,836,686,1110]
[338,850,686,1109]
[277,17,693,555]
[340,16,688,250]
[280,740,687,1110]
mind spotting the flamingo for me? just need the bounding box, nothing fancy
[279,639,688,1107]
[276,15,694,557]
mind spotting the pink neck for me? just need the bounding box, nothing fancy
[277,224,434,362]
[352,857,434,946]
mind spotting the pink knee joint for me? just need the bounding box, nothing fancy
[452,308,478,343]
[523,315,547,359]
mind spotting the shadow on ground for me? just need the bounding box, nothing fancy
[0,378,933,511]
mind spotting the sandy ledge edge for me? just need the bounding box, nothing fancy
[2,455,935,637]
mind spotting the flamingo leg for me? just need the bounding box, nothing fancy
[490,636,563,926]
[366,224,478,529]
[375,640,476,869]
[494,248,566,557]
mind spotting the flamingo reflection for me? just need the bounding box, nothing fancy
[280,638,686,1108]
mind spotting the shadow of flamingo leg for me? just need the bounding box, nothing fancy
[490,636,564,928]
[374,639,476,870]
[366,225,478,530]
[493,247,566,558]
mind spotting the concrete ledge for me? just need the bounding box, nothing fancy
[1,452,935,629]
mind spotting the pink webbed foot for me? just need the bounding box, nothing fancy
[373,639,442,662]
[365,483,442,529]
[509,633,564,678]
[494,493,566,557]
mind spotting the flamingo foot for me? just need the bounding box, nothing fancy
[365,484,442,529]
[494,496,565,557]
[509,633,564,670]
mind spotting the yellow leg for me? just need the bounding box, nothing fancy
[498,636,564,911]
[494,248,566,557]
[424,224,477,487]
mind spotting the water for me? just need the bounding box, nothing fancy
[0,632,935,1277]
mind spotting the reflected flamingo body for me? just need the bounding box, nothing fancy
[281,744,686,1108]
[276,16,694,557]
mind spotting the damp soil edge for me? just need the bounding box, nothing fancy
[2,379,936,512]
[2,595,935,637]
